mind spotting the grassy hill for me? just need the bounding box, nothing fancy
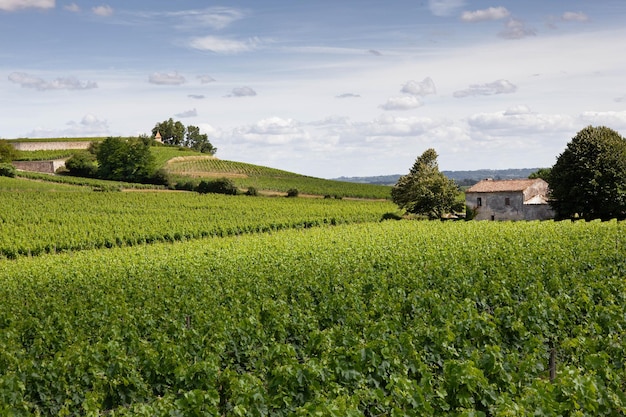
[9,141,391,199]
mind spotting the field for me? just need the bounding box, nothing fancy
[0,210,624,415]
[2,146,625,415]
[166,156,391,199]
[12,144,391,198]
[0,180,396,259]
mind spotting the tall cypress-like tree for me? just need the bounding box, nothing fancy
[391,148,459,219]
[549,125,626,220]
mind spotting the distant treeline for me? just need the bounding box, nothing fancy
[335,168,544,186]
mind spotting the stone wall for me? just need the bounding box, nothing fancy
[12,160,67,174]
[10,141,92,151]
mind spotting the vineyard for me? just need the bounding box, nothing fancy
[0,186,396,259]
[0,219,624,415]
[166,156,391,199]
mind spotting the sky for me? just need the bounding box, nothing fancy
[1,0,626,178]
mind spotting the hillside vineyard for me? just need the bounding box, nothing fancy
[0,220,624,415]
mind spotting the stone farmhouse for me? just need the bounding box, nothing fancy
[465,178,554,221]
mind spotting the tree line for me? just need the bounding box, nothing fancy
[151,118,217,155]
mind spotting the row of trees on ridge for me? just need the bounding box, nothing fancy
[152,118,217,155]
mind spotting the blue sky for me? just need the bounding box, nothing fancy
[2,0,626,178]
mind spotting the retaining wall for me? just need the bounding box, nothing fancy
[10,141,92,151]
[12,160,67,174]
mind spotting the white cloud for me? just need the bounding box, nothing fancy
[579,110,626,129]
[461,7,510,22]
[8,72,97,91]
[175,108,198,118]
[401,77,436,96]
[148,72,186,85]
[231,117,308,145]
[227,86,257,97]
[92,4,113,17]
[368,49,382,56]
[562,11,589,22]
[453,79,517,98]
[503,105,532,116]
[172,7,245,30]
[0,0,53,11]
[309,115,351,127]
[361,114,445,137]
[499,18,536,39]
[189,36,260,53]
[428,0,466,17]
[379,96,423,111]
[467,109,574,135]
[188,94,205,100]
[64,3,79,12]
[197,75,215,84]
[26,114,110,138]
[336,93,360,99]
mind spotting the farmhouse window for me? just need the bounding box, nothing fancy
[477,197,482,207]
[505,197,511,206]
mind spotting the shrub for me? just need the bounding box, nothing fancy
[245,187,258,196]
[174,180,197,191]
[65,151,98,177]
[0,163,16,178]
[197,178,238,195]
[381,212,402,221]
[147,168,171,186]
[286,188,299,198]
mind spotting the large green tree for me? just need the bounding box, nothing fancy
[185,125,217,154]
[549,125,626,220]
[391,148,459,219]
[96,137,156,183]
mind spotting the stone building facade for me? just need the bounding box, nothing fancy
[465,178,554,221]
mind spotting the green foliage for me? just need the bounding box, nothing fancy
[65,151,98,177]
[152,118,185,146]
[392,148,459,219]
[380,212,402,221]
[0,140,18,163]
[185,125,217,154]
[549,126,626,220]
[0,190,394,258]
[197,178,239,195]
[528,167,551,181]
[0,220,624,415]
[245,186,258,196]
[0,163,16,178]
[96,137,157,183]
[15,170,162,191]
[286,188,299,197]
[152,119,217,154]
[14,149,76,161]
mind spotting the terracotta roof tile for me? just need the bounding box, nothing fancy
[466,179,544,193]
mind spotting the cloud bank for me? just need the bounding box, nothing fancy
[227,86,257,97]
[454,79,517,98]
[149,72,186,85]
[8,72,98,91]
[461,7,510,22]
[0,0,53,11]
[189,36,261,53]
[92,5,113,17]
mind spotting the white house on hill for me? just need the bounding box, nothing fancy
[465,178,554,221]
